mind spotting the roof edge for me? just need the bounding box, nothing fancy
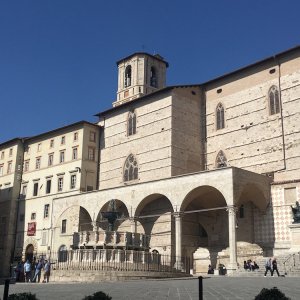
[95,84,200,117]
[116,52,169,67]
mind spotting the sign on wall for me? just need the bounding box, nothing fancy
[27,222,36,236]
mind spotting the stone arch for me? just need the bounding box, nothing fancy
[23,237,38,261]
[56,205,93,234]
[24,242,37,262]
[134,193,174,255]
[181,185,227,212]
[96,199,130,232]
[78,206,93,231]
[125,65,132,87]
[235,183,273,251]
[180,185,228,269]
[58,244,68,262]
[235,183,269,212]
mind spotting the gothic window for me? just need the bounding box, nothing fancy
[215,150,227,168]
[216,103,225,130]
[150,66,157,87]
[127,111,136,136]
[125,65,132,87]
[124,154,138,182]
[58,244,68,262]
[269,85,280,115]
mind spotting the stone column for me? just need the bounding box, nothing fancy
[130,217,137,233]
[227,206,238,272]
[174,212,183,269]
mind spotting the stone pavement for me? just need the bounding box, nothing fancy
[1,277,300,300]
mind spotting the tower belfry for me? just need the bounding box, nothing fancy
[113,52,169,107]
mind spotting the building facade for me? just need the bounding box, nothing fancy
[1,46,300,278]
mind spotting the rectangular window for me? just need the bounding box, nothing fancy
[61,219,67,233]
[89,131,96,142]
[24,160,30,172]
[88,147,95,161]
[33,182,39,196]
[0,165,3,176]
[61,136,65,145]
[48,153,53,166]
[37,143,42,152]
[31,212,36,220]
[59,151,65,163]
[21,185,27,198]
[58,177,63,192]
[46,179,51,194]
[41,231,47,245]
[50,139,54,148]
[7,161,12,174]
[70,174,76,189]
[1,151,4,159]
[74,132,78,141]
[72,147,78,160]
[35,157,41,169]
[44,204,50,218]
[284,187,297,205]
[9,148,13,156]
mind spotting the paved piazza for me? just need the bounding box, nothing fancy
[1,277,299,300]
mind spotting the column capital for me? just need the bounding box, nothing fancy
[226,205,238,214]
[173,211,183,218]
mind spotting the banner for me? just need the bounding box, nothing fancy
[27,222,36,236]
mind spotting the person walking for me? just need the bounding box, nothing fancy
[24,260,31,283]
[32,260,44,283]
[272,257,280,276]
[264,258,272,277]
[43,260,51,283]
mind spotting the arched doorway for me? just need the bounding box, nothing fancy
[25,244,34,262]
[58,245,68,262]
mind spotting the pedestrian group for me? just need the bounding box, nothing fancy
[15,257,51,283]
[264,257,281,277]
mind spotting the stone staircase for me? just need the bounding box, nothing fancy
[233,252,300,277]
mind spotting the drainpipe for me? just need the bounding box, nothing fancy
[49,196,55,257]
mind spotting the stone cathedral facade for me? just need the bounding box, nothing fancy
[1,46,300,278]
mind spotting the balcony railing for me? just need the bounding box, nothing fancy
[33,249,191,275]
[73,230,149,250]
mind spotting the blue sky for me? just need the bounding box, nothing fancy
[1,0,299,142]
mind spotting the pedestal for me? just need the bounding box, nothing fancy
[193,247,211,274]
[288,223,300,252]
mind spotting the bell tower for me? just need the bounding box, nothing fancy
[113,53,169,107]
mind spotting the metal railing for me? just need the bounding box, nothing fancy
[283,251,300,275]
[31,249,191,275]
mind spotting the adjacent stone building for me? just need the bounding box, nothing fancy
[1,46,300,278]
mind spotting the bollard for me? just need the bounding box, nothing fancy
[198,276,203,300]
[3,278,10,300]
